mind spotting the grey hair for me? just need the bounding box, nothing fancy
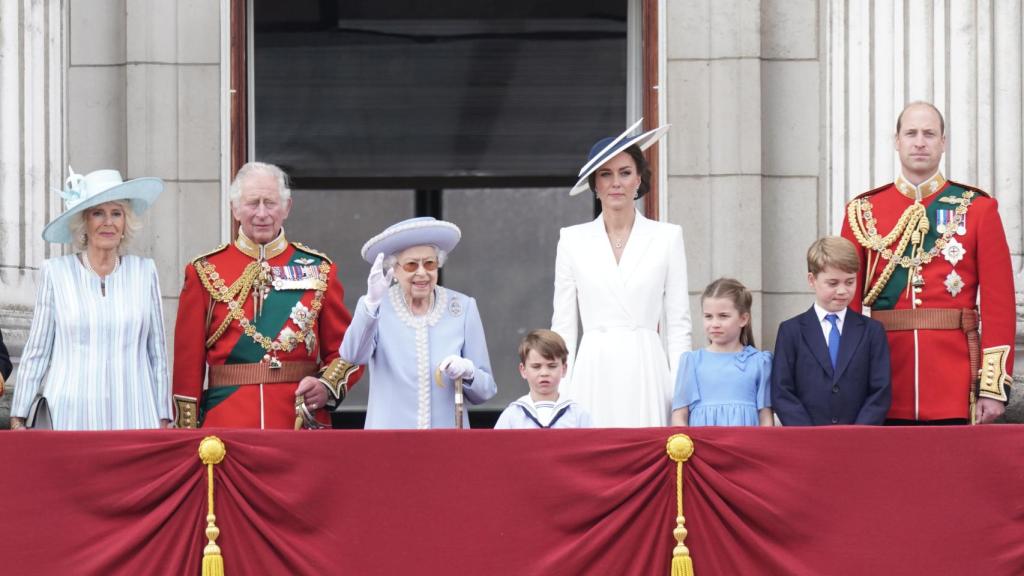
[384,245,448,270]
[229,161,292,205]
[69,201,141,253]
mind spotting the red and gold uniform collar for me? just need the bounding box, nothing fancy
[235,228,289,260]
[895,171,947,201]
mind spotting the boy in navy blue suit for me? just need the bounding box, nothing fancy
[772,237,891,425]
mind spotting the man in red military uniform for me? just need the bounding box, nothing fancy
[841,102,1014,424]
[173,162,361,428]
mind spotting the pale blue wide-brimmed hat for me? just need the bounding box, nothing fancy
[361,217,462,264]
[42,167,164,243]
[569,118,671,196]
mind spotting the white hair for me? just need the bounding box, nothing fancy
[229,161,292,206]
[384,245,448,270]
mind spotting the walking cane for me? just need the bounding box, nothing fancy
[435,369,465,429]
[454,377,464,429]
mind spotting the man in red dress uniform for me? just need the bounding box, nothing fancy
[841,102,1014,424]
[172,162,361,428]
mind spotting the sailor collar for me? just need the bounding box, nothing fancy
[235,228,288,260]
[895,171,946,201]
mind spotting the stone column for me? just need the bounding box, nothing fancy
[761,0,823,349]
[665,0,765,344]
[122,0,224,358]
[0,0,66,426]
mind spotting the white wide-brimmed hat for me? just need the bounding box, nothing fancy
[42,167,164,243]
[361,217,462,264]
[569,118,671,196]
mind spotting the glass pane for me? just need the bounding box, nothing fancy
[253,0,627,180]
[286,187,416,410]
[442,187,593,409]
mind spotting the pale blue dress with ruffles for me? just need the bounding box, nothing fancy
[671,346,772,426]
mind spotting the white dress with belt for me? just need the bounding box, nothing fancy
[551,210,691,427]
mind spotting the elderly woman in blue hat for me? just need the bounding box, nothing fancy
[551,120,692,427]
[10,168,171,430]
[340,217,497,428]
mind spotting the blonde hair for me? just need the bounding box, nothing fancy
[68,201,141,253]
[807,236,860,276]
[518,329,569,364]
[702,278,755,347]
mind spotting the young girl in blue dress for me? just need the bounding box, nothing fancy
[671,278,773,427]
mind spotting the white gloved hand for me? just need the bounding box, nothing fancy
[439,355,475,382]
[364,252,394,314]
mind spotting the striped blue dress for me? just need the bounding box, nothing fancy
[11,254,171,429]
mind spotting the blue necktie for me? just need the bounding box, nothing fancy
[825,313,840,370]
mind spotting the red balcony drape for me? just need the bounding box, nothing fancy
[2,426,1022,575]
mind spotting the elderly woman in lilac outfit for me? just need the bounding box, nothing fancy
[339,217,497,429]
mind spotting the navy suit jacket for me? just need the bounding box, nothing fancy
[771,306,891,425]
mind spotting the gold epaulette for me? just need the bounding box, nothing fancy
[978,345,1012,402]
[173,394,200,428]
[292,241,333,265]
[319,358,360,403]
[947,180,992,198]
[190,243,229,266]
[851,182,894,201]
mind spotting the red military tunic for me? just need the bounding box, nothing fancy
[172,230,362,428]
[841,173,1015,421]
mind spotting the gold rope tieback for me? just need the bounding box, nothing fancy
[666,434,695,576]
[198,436,227,576]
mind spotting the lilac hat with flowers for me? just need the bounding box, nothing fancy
[360,217,462,264]
[569,118,670,196]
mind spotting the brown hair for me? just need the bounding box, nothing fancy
[806,236,860,276]
[587,144,652,199]
[518,329,569,364]
[702,278,755,347]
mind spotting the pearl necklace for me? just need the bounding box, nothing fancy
[82,252,120,295]
[81,251,120,276]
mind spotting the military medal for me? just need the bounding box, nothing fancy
[944,270,964,297]
[957,213,967,235]
[941,237,965,266]
[935,209,950,234]
[272,265,326,291]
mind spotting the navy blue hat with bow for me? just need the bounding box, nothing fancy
[570,118,670,196]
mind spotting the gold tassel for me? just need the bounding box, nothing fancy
[666,434,696,576]
[198,436,227,576]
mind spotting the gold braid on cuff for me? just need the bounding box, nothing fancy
[978,345,1013,402]
[319,359,359,403]
[174,394,200,428]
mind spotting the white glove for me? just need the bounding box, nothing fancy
[439,355,475,382]
[364,253,394,314]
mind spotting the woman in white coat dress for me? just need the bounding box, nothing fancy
[551,120,691,427]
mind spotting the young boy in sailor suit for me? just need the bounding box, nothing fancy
[495,330,592,429]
